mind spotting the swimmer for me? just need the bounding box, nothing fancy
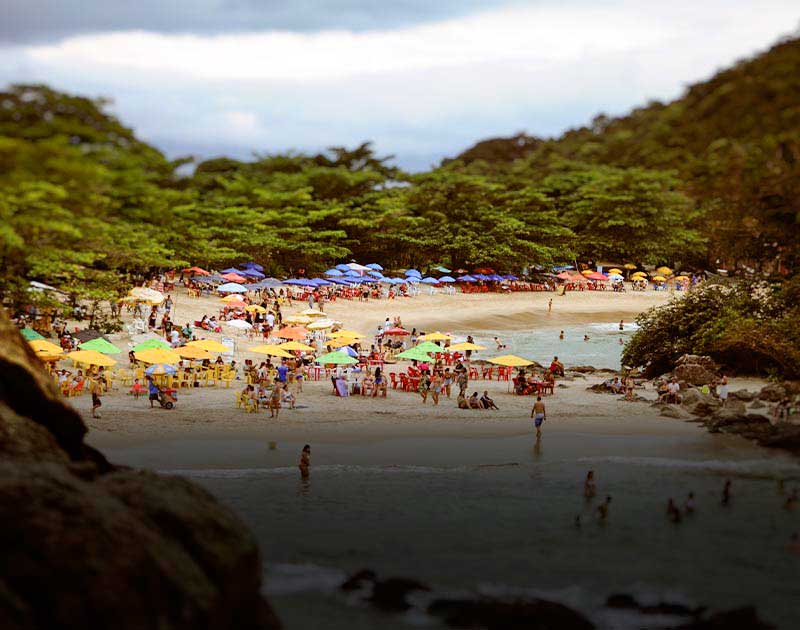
[584,470,596,498]
[596,496,611,521]
[494,336,507,350]
[721,480,732,506]
[559,330,565,340]
[784,488,799,510]
[667,499,682,523]
[619,319,624,331]
[530,396,546,438]
[298,444,311,479]
[583,334,590,342]
[684,492,696,514]
[619,337,624,346]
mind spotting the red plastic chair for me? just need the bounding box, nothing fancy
[389,373,399,389]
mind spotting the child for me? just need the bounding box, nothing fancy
[130,378,145,399]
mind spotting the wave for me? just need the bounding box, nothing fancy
[576,456,800,478]
[158,463,476,478]
[587,322,640,332]
[264,562,347,596]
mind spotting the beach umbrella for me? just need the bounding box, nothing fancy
[503,274,519,281]
[383,327,410,336]
[133,338,171,352]
[134,348,180,364]
[585,272,608,281]
[278,341,315,352]
[325,338,355,349]
[335,264,351,272]
[276,326,308,340]
[651,275,667,283]
[607,268,623,275]
[488,354,533,367]
[631,272,647,279]
[29,339,64,355]
[220,268,240,274]
[224,300,247,309]
[339,345,359,358]
[284,314,313,325]
[245,304,267,314]
[343,270,361,278]
[433,266,451,273]
[420,277,439,285]
[438,276,456,283]
[456,275,477,282]
[307,319,335,330]
[449,342,487,351]
[36,352,64,362]
[418,331,452,342]
[284,278,314,286]
[186,339,229,352]
[242,262,264,271]
[225,320,252,330]
[404,269,422,278]
[624,263,638,270]
[220,294,243,303]
[300,308,326,317]
[473,267,494,274]
[394,348,433,361]
[248,344,293,358]
[183,266,210,275]
[656,266,673,275]
[21,328,45,341]
[177,346,212,360]
[309,278,330,286]
[329,330,365,339]
[674,275,690,281]
[414,341,443,354]
[217,282,247,294]
[347,262,371,272]
[325,268,344,276]
[315,351,358,365]
[240,268,265,279]
[67,350,117,367]
[367,270,384,278]
[128,287,164,305]
[145,363,177,376]
[366,263,383,270]
[221,272,247,283]
[78,338,122,354]
[608,273,624,281]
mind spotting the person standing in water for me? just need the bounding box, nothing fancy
[619,319,624,331]
[299,444,311,479]
[559,330,565,341]
[584,471,596,498]
[531,396,546,438]
[597,496,611,521]
[722,480,732,506]
[667,499,682,523]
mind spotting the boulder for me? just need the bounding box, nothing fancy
[674,606,775,629]
[758,383,786,402]
[368,577,431,611]
[682,389,721,417]
[730,389,756,401]
[0,313,279,630]
[748,400,766,410]
[660,406,689,419]
[673,363,717,386]
[569,365,597,374]
[428,598,595,630]
[720,399,747,415]
[757,425,800,452]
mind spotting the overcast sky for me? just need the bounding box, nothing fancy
[1,1,798,170]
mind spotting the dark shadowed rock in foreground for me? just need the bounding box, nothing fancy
[0,313,280,630]
[428,598,595,630]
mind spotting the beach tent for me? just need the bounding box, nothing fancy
[418,331,452,342]
[221,272,247,283]
[67,350,117,367]
[145,363,177,376]
[315,352,358,365]
[248,344,293,358]
[133,339,171,352]
[325,268,344,276]
[217,282,247,293]
[488,354,534,367]
[225,320,252,330]
[366,263,383,271]
[187,339,229,352]
[177,346,212,360]
[449,342,486,351]
[404,269,422,278]
[278,341,315,352]
[421,277,439,284]
[78,338,121,354]
[134,348,180,364]
[20,328,45,341]
[276,326,309,340]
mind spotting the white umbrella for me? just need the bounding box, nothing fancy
[128,287,165,304]
[226,320,252,330]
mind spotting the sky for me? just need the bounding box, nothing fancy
[1,1,799,170]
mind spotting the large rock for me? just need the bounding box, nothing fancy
[0,313,280,630]
[673,363,717,386]
[681,389,721,417]
[758,383,787,402]
[569,365,597,374]
[730,389,756,402]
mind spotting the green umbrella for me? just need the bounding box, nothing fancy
[315,352,358,365]
[20,328,45,341]
[414,340,443,354]
[132,338,171,352]
[395,347,432,361]
[79,338,122,354]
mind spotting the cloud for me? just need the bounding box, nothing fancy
[1,0,798,170]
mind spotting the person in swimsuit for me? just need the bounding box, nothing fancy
[531,396,546,437]
[299,444,311,479]
[493,336,507,350]
[269,379,282,418]
[548,299,552,312]
[584,470,596,498]
[418,374,430,404]
[559,330,564,340]
[442,368,453,398]
[430,372,443,405]
[90,378,102,418]
[597,496,611,521]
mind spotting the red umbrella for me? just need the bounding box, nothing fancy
[556,271,586,282]
[473,267,494,274]
[183,266,210,275]
[383,327,410,335]
[221,272,247,283]
[585,272,608,281]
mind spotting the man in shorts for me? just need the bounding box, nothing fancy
[531,396,546,437]
[91,378,103,418]
[147,377,160,409]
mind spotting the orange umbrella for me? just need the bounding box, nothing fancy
[224,300,247,309]
[276,326,308,340]
[183,266,210,275]
[221,272,247,283]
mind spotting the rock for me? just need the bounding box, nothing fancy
[745,414,770,424]
[428,598,595,630]
[0,312,280,630]
[758,384,786,402]
[368,577,431,611]
[721,399,747,415]
[605,594,638,609]
[673,606,775,629]
[682,389,721,417]
[757,425,800,452]
[660,406,689,419]
[340,569,376,592]
[730,389,756,401]
[748,400,766,410]
[587,384,610,393]
[569,366,597,374]
[675,354,718,371]
[673,364,717,386]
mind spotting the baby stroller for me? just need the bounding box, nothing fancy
[158,387,178,410]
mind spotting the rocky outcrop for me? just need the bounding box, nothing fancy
[758,383,787,402]
[681,388,721,416]
[0,313,280,630]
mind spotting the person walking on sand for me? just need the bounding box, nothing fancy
[299,444,311,479]
[418,373,431,404]
[442,368,453,398]
[90,377,103,419]
[531,396,546,438]
[269,379,282,419]
[430,372,443,405]
[548,299,552,313]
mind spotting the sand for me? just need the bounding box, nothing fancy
[76,285,754,454]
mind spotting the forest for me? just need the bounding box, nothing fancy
[1,36,798,313]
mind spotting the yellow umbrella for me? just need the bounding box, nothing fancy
[623,263,638,270]
[284,314,312,325]
[674,275,690,281]
[300,308,326,317]
[607,268,623,275]
[488,354,533,367]
[581,269,593,275]
[631,272,647,279]
[28,339,64,355]
[278,341,315,352]
[326,338,356,349]
[307,319,335,330]
[248,344,293,358]
[134,348,181,364]
[186,339,229,352]
[449,341,487,352]
[651,275,667,283]
[67,350,117,367]
[329,330,365,339]
[656,266,673,275]
[177,346,213,360]
[37,352,64,362]
[245,304,266,314]
[418,331,452,342]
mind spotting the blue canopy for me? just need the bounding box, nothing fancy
[217,282,247,293]
[366,263,383,270]
[327,277,353,285]
[335,264,351,272]
[457,275,477,282]
[240,268,265,278]
[309,278,330,286]
[504,274,519,281]
[404,269,421,277]
[405,276,420,283]
[242,262,264,271]
[324,268,343,276]
[421,277,439,284]
[439,276,455,283]
[471,273,488,280]
[488,274,505,281]
[284,278,314,287]
[145,363,177,375]
[367,270,384,278]
[344,270,361,277]
[250,278,284,289]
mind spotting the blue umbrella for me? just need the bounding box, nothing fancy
[504,274,519,281]
[284,278,314,286]
[439,276,455,283]
[344,270,361,277]
[325,268,343,276]
[366,263,383,271]
[218,282,247,293]
[145,363,177,375]
[328,277,353,285]
[340,346,359,358]
[240,268,265,278]
[242,262,264,271]
[220,267,240,274]
[457,275,477,282]
[335,264,351,272]
[404,269,421,277]
[309,278,330,286]
[367,270,384,278]
[433,266,451,273]
[488,274,505,281]
[421,277,439,284]
[406,276,420,283]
